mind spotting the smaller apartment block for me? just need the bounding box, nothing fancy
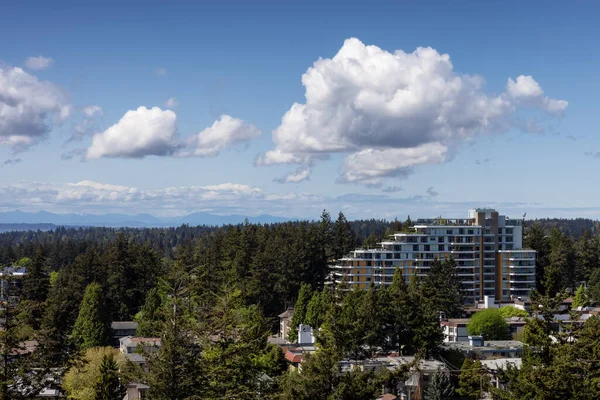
[330,209,536,304]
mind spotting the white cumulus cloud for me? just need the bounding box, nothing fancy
[177,114,261,157]
[0,66,70,151]
[86,106,178,159]
[24,56,54,70]
[507,75,568,115]
[260,38,567,185]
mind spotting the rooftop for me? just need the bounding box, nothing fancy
[119,336,161,347]
[111,321,138,330]
[444,340,524,352]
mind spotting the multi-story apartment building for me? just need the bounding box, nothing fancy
[329,209,536,304]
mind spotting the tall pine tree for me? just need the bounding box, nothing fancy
[72,282,111,350]
[93,354,124,400]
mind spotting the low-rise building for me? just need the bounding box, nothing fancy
[111,321,138,346]
[119,336,161,367]
[278,307,293,341]
[443,336,524,359]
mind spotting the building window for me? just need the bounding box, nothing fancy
[424,245,430,251]
[439,245,445,251]
[413,245,419,251]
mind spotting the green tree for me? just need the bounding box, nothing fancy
[333,211,356,259]
[573,284,588,308]
[381,268,412,354]
[420,258,463,318]
[424,368,454,400]
[289,283,313,343]
[93,354,124,400]
[63,347,123,400]
[544,228,576,296]
[467,309,509,340]
[524,223,550,293]
[588,268,600,305]
[143,269,205,400]
[72,283,111,350]
[575,230,598,282]
[498,306,529,318]
[304,290,326,330]
[456,358,489,399]
[135,287,162,337]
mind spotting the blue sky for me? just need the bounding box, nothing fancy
[1,0,599,220]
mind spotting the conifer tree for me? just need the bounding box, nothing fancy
[135,287,162,337]
[289,283,313,343]
[456,358,489,399]
[424,368,454,400]
[333,212,356,259]
[93,354,124,400]
[72,282,111,350]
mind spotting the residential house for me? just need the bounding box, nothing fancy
[111,321,138,347]
[278,307,293,341]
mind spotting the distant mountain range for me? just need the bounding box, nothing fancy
[0,210,292,229]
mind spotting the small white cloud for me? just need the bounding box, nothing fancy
[177,115,261,157]
[156,67,167,76]
[275,166,310,183]
[165,97,178,109]
[507,75,543,98]
[24,56,54,70]
[507,75,568,115]
[86,106,178,159]
[0,66,70,151]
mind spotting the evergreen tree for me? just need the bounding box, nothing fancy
[143,269,205,400]
[289,283,313,343]
[72,282,111,350]
[0,270,49,399]
[21,247,49,304]
[544,228,576,295]
[382,268,412,354]
[333,212,356,259]
[358,282,384,355]
[424,368,454,400]
[304,290,325,330]
[456,358,489,399]
[573,284,588,308]
[524,223,550,293]
[588,269,600,305]
[135,287,162,337]
[575,230,598,282]
[93,354,124,400]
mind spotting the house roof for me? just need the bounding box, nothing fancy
[124,353,147,363]
[284,350,303,363]
[440,318,470,326]
[119,336,161,347]
[481,358,522,371]
[278,308,294,319]
[111,321,138,330]
[378,394,397,400]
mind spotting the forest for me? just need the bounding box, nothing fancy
[1,212,600,399]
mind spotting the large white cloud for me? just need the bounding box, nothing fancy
[260,38,568,184]
[176,114,261,157]
[24,56,54,70]
[0,66,70,151]
[86,106,179,159]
